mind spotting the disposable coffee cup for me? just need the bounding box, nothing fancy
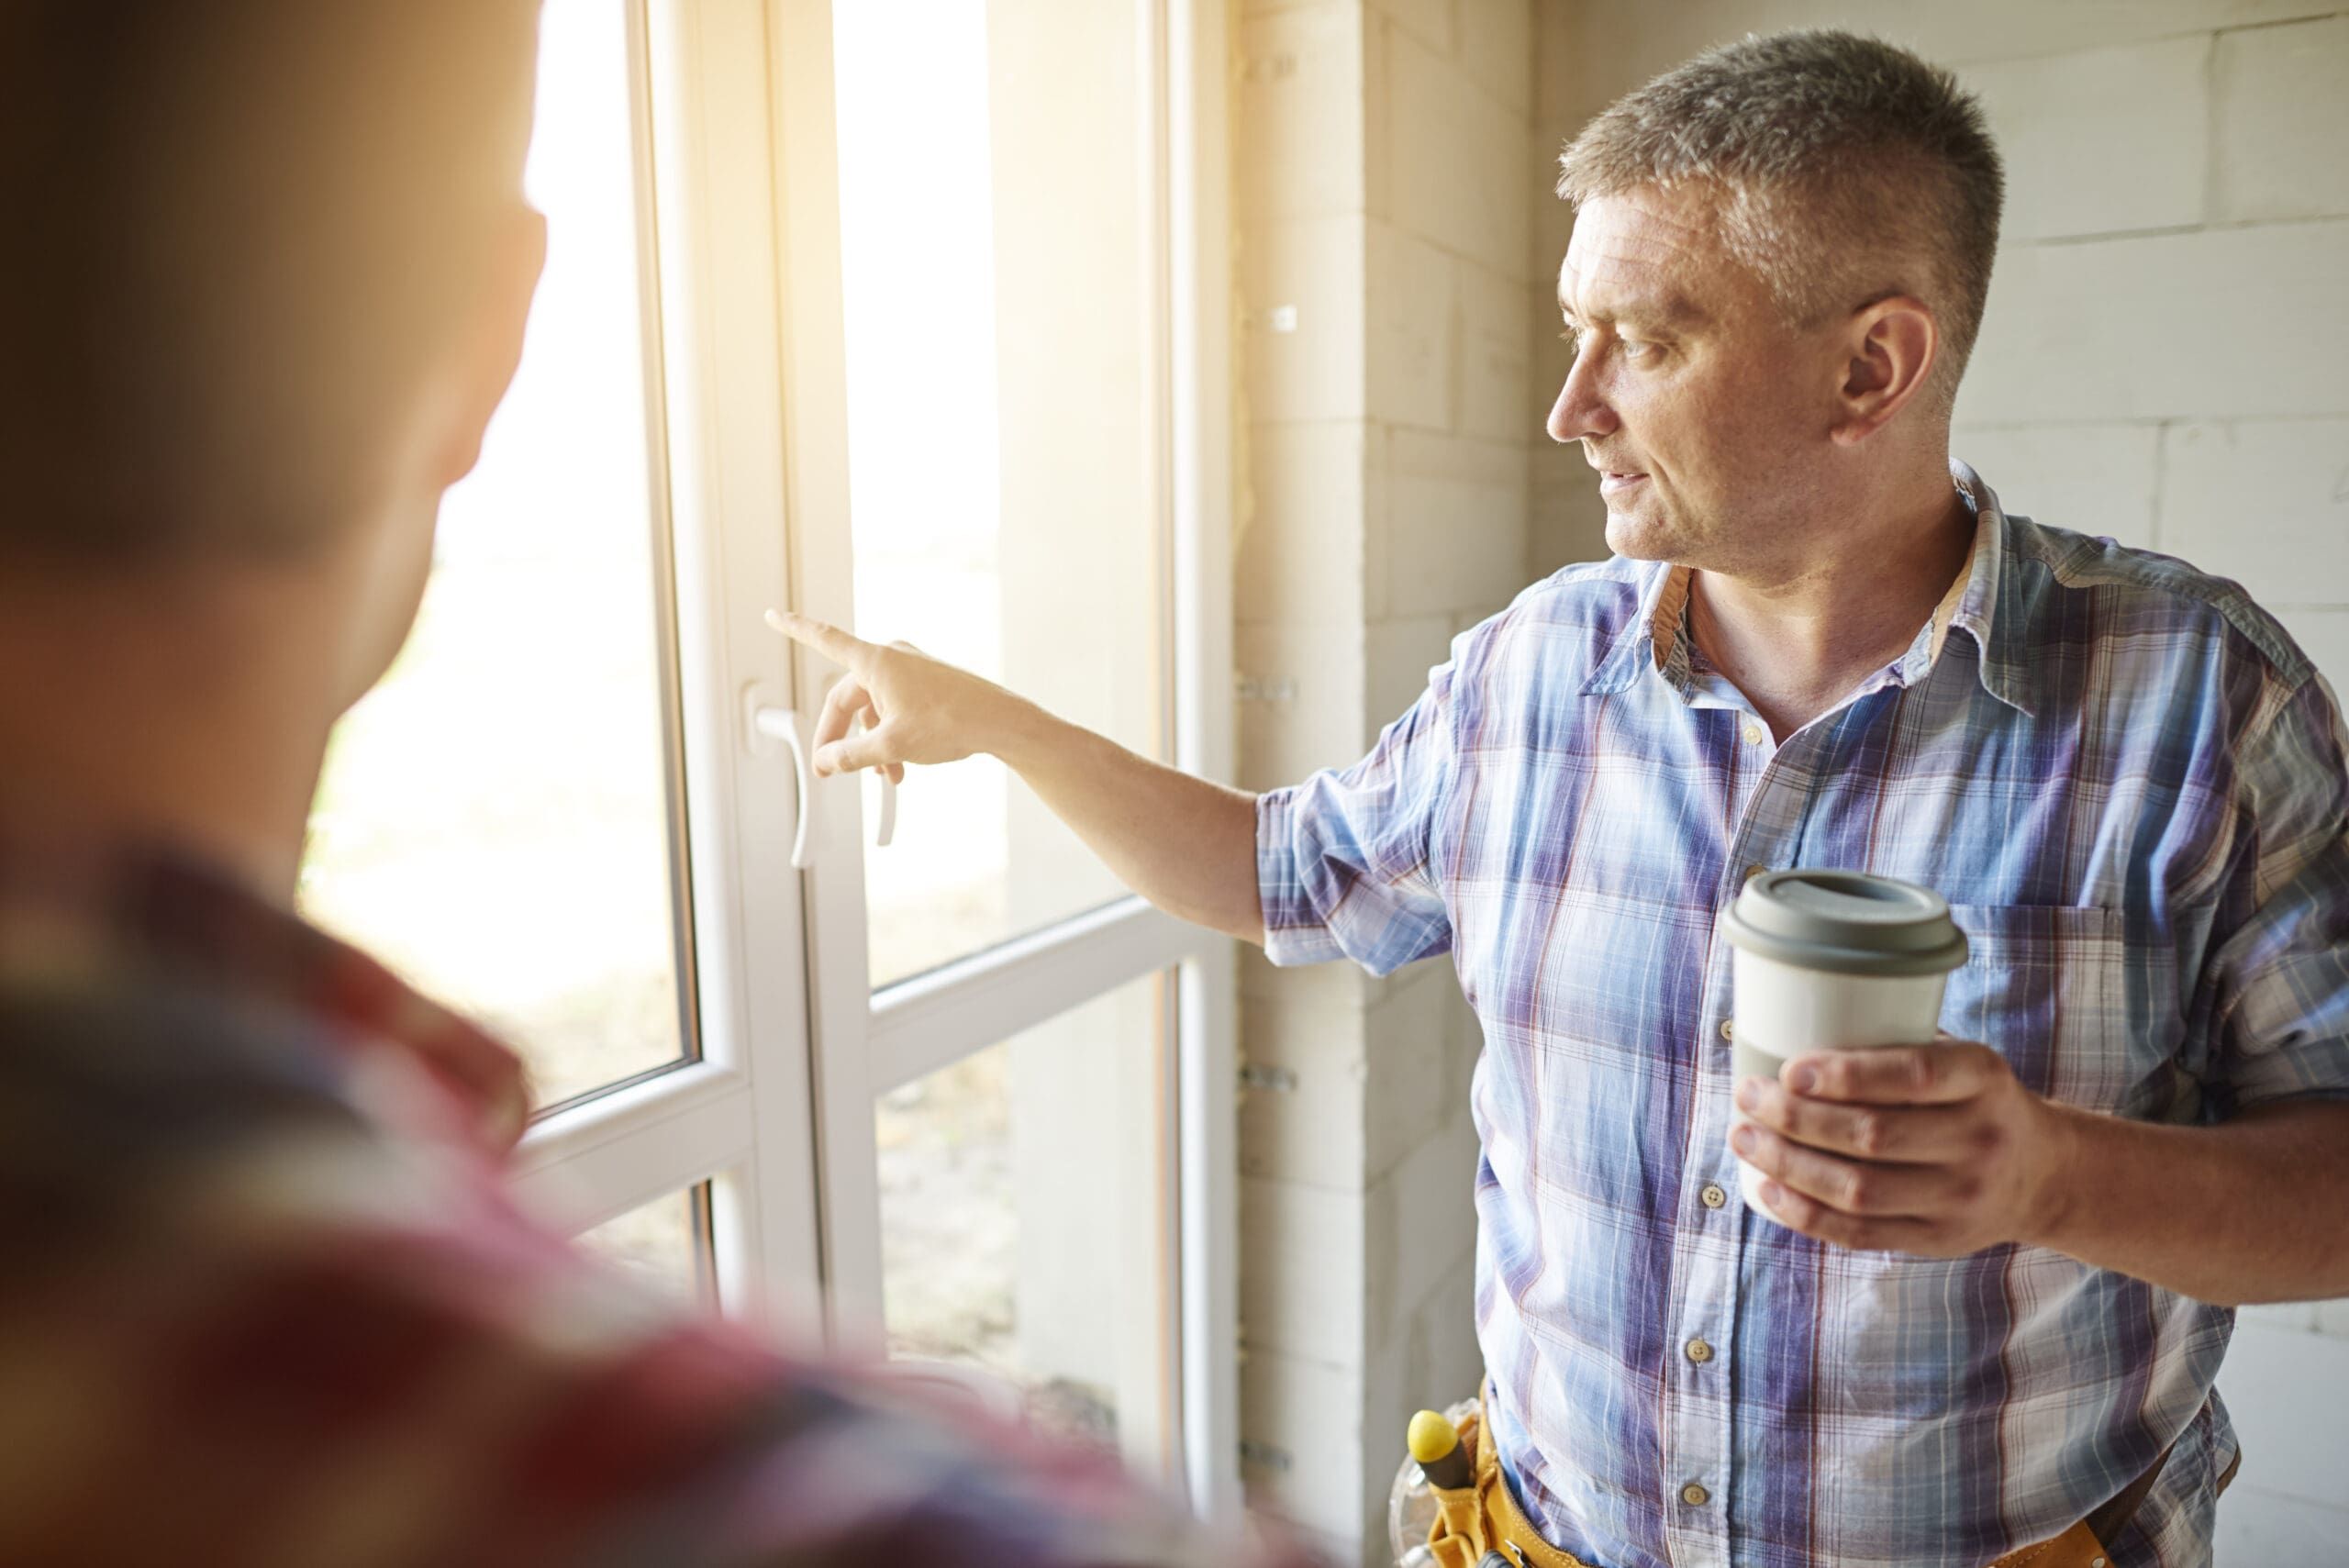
[1721,870,1968,1217]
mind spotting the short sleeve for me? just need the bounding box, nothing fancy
[2203,670,2349,1114]
[1255,648,1460,977]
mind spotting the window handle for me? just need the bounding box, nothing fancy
[742,694,896,869]
[746,696,818,870]
[759,607,896,854]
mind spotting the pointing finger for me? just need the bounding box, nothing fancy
[765,609,874,673]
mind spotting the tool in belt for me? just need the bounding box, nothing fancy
[1390,1386,2236,1568]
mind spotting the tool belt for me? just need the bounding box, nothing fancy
[1412,1385,2235,1568]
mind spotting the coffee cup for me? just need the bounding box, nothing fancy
[1720,869,1968,1217]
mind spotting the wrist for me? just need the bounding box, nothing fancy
[2019,1095,2089,1250]
[982,688,1060,773]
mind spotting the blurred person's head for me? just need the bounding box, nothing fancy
[1546,30,2003,578]
[0,0,544,880]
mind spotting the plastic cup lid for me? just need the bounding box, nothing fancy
[1721,869,1968,977]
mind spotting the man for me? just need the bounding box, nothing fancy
[0,5,1306,1564]
[778,29,2349,1568]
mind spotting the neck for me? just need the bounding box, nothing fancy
[0,558,344,900]
[1688,467,1975,739]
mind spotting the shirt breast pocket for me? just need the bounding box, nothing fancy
[1943,903,2149,1115]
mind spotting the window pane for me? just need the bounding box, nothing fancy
[299,0,690,1111]
[578,1184,714,1306]
[833,2,1166,989]
[876,973,1174,1454]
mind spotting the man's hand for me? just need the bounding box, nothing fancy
[768,608,1267,943]
[770,612,1027,783]
[1729,1038,2076,1257]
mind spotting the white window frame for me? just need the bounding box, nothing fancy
[509,0,829,1338]
[495,0,1239,1515]
[767,0,1239,1510]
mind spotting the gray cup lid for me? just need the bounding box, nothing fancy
[1721,870,1968,977]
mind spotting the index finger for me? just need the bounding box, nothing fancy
[765,608,874,673]
[1780,1042,1997,1106]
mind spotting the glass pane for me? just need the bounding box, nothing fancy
[579,1184,713,1306]
[833,2,1166,989]
[876,973,1174,1454]
[299,0,690,1111]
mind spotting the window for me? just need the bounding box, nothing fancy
[775,0,1241,1505]
[302,0,688,1113]
[833,0,1169,990]
[581,1184,718,1305]
[876,973,1176,1452]
[299,0,1238,1516]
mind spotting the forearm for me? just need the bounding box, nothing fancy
[989,697,1264,946]
[2030,1098,2349,1305]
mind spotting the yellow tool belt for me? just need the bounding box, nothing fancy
[1417,1387,2231,1568]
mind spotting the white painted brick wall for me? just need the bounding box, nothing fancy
[1955,220,2349,424]
[1531,6,2349,1560]
[1381,23,1531,272]
[1965,35,2211,241]
[1238,420,1376,629]
[2214,15,2349,224]
[1384,428,1533,617]
[2158,419,2349,610]
[1366,220,1455,432]
[1954,424,2163,547]
[1238,6,1532,1562]
[1239,4,1369,228]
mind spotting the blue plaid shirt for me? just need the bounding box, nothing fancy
[1257,465,2349,1568]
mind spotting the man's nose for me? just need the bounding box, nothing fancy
[1547,349,1618,444]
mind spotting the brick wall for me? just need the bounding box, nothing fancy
[1531,4,2349,1557]
[1234,2,1538,1562]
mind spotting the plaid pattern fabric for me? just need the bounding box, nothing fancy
[1258,464,2349,1568]
[0,837,1306,1568]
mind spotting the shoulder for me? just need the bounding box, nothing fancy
[2001,513,2314,693]
[1447,557,1655,689]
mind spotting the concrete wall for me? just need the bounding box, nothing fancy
[1531,4,2349,1557]
[1234,1,1538,1561]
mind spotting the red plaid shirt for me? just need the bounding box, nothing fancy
[0,831,1305,1568]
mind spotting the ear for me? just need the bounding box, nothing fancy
[434,206,550,485]
[1829,295,1938,446]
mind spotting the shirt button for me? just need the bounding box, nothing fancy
[1744,863,1768,883]
[1686,1337,1714,1364]
[1719,1018,1734,1042]
[1700,1183,1728,1209]
[1741,721,1765,746]
[1682,1482,1711,1507]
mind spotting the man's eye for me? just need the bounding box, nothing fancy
[1619,338,1653,360]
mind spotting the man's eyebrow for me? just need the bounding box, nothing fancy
[1556,293,1708,329]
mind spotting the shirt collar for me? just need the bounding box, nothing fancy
[1578,460,2032,717]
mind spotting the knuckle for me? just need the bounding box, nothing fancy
[1848,1111,1887,1158]
[1841,1171,1873,1211]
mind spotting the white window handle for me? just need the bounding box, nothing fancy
[745,698,818,869]
[745,648,897,869]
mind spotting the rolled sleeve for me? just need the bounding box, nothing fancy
[2206,672,2349,1114]
[1256,659,1459,978]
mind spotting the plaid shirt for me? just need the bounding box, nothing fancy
[1259,464,2349,1568]
[0,836,1306,1568]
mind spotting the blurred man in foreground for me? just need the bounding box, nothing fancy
[0,6,1301,1563]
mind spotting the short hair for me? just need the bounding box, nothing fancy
[0,0,541,558]
[1557,29,2004,411]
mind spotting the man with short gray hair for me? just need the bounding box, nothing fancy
[783,29,2349,1568]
